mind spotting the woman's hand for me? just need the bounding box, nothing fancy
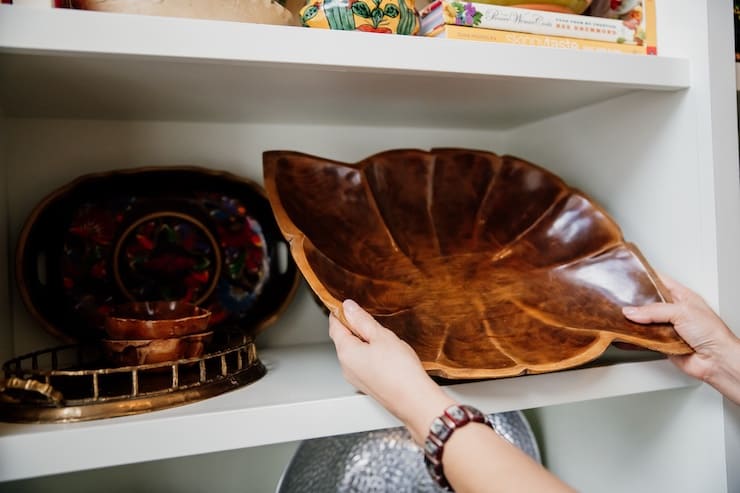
[329,299,577,493]
[623,275,740,404]
[328,300,454,444]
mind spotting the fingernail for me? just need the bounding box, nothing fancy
[343,299,359,316]
[622,307,637,315]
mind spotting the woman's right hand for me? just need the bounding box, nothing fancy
[623,275,740,404]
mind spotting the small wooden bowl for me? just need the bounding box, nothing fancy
[104,301,211,340]
[101,331,214,367]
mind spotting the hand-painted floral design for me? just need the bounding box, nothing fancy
[60,189,270,331]
[300,0,419,34]
[199,193,270,325]
[448,1,481,27]
[116,213,219,304]
[19,168,298,344]
[63,200,135,327]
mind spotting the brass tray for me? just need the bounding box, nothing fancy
[264,147,691,380]
[0,332,264,423]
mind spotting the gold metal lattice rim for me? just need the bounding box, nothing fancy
[0,335,266,423]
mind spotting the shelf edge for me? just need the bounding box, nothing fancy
[0,5,690,90]
[0,353,698,483]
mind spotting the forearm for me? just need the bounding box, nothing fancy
[706,333,740,405]
[330,304,574,492]
[395,380,456,445]
[443,423,576,493]
[399,385,574,493]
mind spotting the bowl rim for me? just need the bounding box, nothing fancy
[106,301,212,324]
[101,331,215,345]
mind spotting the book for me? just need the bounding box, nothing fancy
[429,24,655,55]
[421,0,656,53]
[735,0,740,61]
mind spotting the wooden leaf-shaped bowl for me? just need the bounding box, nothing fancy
[264,148,691,379]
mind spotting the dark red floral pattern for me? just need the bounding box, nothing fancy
[116,214,219,304]
[61,194,269,330]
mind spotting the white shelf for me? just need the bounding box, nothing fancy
[0,5,689,129]
[2,2,737,490]
[0,342,696,482]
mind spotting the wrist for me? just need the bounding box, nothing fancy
[401,383,456,445]
[423,403,491,491]
[705,332,740,400]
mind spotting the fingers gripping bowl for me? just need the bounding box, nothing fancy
[263,148,691,380]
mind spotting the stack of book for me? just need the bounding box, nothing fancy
[419,0,656,55]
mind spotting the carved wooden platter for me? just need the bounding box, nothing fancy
[263,148,691,379]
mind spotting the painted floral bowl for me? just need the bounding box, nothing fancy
[299,0,420,34]
[263,148,691,380]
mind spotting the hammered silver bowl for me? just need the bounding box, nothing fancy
[276,411,540,493]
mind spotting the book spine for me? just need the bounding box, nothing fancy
[421,0,650,47]
[643,0,657,55]
[433,25,653,55]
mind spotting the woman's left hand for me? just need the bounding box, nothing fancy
[328,300,454,444]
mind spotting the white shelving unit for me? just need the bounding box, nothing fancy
[0,345,696,482]
[1,1,738,492]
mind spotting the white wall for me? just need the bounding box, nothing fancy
[532,385,727,493]
[504,89,712,303]
[1,440,299,493]
[0,115,10,363]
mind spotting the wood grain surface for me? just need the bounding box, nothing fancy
[264,148,691,379]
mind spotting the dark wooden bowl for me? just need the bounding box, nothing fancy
[263,148,691,379]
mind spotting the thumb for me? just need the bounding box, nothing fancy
[329,314,361,349]
[622,302,679,325]
[342,299,382,342]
